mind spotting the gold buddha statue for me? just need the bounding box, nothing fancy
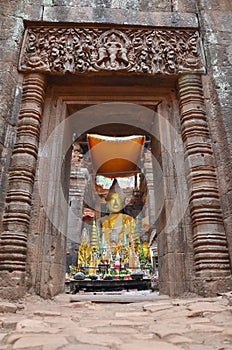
[99,179,139,268]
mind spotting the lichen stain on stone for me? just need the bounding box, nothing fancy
[207,30,218,45]
[213,67,230,101]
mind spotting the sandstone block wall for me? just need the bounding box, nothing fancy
[197,0,232,260]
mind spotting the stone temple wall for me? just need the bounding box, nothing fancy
[197,0,232,263]
[0,0,231,297]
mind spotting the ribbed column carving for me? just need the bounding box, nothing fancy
[0,73,46,272]
[178,74,231,277]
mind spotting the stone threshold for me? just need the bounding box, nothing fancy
[70,292,170,303]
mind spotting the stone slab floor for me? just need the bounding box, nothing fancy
[0,291,231,350]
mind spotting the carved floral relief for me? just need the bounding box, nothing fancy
[19,27,205,75]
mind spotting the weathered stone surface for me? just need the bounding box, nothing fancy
[0,302,17,313]
[108,319,145,326]
[5,334,22,345]
[209,310,232,324]
[96,326,139,334]
[72,332,122,347]
[0,294,230,349]
[115,311,148,318]
[45,0,172,12]
[0,345,12,350]
[12,335,68,349]
[2,320,18,331]
[167,335,194,344]
[149,324,187,338]
[43,7,198,27]
[16,319,57,333]
[222,327,232,336]
[61,345,111,350]
[187,345,227,350]
[186,301,228,313]
[119,340,183,350]
[0,334,7,343]
[143,302,173,312]
[189,323,223,332]
[33,310,61,317]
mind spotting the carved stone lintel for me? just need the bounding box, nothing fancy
[0,73,46,272]
[178,74,231,278]
[19,27,205,76]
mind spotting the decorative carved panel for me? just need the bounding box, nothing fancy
[19,27,205,75]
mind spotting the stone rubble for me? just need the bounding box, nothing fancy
[0,292,231,350]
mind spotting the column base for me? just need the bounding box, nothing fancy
[0,271,26,300]
[191,275,232,297]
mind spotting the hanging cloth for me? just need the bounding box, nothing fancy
[87,134,145,178]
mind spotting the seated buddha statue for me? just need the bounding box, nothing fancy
[99,179,140,268]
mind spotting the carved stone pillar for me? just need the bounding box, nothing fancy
[178,73,231,279]
[143,151,156,228]
[0,73,46,297]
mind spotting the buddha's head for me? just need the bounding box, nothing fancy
[106,179,125,214]
[106,193,124,213]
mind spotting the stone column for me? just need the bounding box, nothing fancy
[178,73,231,280]
[0,73,46,298]
[143,151,156,229]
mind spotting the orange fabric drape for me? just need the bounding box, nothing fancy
[87,134,145,178]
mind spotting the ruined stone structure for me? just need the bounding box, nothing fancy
[0,0,231,299]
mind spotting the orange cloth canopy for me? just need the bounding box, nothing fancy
[87,134,145,178]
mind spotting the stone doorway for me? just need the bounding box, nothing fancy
[64,95,188,294]
[0,24,231,299]
[25,75,194,298]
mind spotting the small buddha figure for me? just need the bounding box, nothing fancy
[99,179,139,268]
